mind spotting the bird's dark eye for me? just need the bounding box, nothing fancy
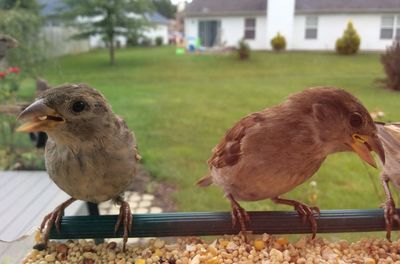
[72,101,86,113]
[349,112,363,128]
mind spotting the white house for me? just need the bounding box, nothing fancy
[89,12,170,48]
[142,12,170,45]
[184,0,400,51]
[39,0,170,52]
[39,0,91,57]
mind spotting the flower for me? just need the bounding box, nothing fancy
[0,72,6,79]
[7,67,20,74]
[309,180,317,187]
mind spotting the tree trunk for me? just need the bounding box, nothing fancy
[109,37,115,66]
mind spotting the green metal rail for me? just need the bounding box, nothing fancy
[49,209,399,239]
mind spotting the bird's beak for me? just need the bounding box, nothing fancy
[16,99,65,132]
[349,133,385,168]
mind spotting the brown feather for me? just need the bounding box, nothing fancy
[197,174,213,187]
[208,112,265,168]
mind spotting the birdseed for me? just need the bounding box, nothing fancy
[22,234,400,264]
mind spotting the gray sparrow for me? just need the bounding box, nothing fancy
[17,83,140,250]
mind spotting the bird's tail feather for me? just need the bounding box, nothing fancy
[197,174,213,187]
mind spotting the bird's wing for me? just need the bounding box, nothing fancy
[377,123,400,151]
[208,112,265,169]
[116,116,141,161]
[376,123,400,178]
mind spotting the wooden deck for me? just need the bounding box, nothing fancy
[0,171,86,263]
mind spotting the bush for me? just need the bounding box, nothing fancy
[381,41,400,91]
[155,36,163,46]
[271,33,286,52]
[127,32,140,47]
[0,6,47,170]
[140,37,152,47]
[0,9,45,74]
[237,39,250,60]
[335,22,361,55]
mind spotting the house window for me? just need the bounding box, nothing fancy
[244,18,256,39]
[305,16,318,39]
[380,15,400,39]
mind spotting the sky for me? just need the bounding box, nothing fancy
[171,0,192,5]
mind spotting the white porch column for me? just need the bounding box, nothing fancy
[266,0,295,50]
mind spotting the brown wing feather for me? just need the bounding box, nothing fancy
[208,112,265,168]
[116,116,141,161]
[377,123,400,150]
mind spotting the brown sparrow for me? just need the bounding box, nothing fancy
[376,122,400,240]
[198,87,385,238]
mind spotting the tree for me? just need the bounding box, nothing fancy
[61,0,153,65]
[0,0,40,13]
[152,0,176,19]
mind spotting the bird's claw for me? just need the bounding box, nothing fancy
[231,204,250,243]
[231,205,250,231]
[381,198,398,241]
[293,203,320,239]
[228,195,250,242]
[39,206,65,247]
[38,198,75,248]
[114,201,132,251]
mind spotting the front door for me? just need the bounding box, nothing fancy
[198,20,221,47]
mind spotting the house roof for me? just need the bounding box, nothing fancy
[296,0,400,14]
[185,0,400,16]
[185,0,266,16]
[145,12,170,25]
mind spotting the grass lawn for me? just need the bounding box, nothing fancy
[35,46,400,216]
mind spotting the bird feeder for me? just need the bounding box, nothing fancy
[49,209,399,240]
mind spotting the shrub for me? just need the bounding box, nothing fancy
[271,33,286,52]
[0,5,47,170]
[335,22,361,55]
[140,37,152,47]
[127,32,140,47]
[237,39,250,60]
[381,40,400,91]
[0,9,45,74]
[155,36,163,46]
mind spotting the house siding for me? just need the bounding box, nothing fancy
[185,13,397,51]
[185,16,267,50]
[89,24,169,48]
[144,24,169,45]
[292,14,396,51]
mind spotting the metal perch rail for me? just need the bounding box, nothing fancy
[49,209,400,239]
